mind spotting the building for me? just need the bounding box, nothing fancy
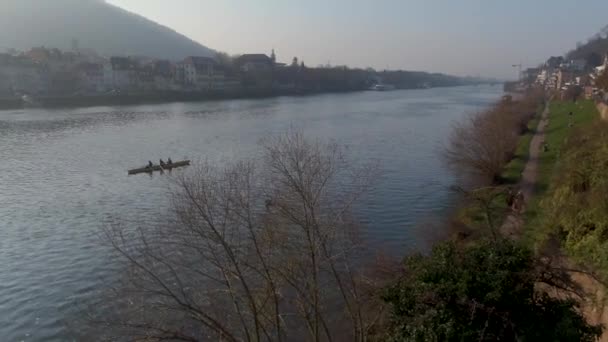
[77,62,105,93]
[179,56,224,90]
[110,57,138,91]
[595,54,608,76]
[152,60,173,91]
[0,54,48,95]
[522,67,540,85]
[557,69,574,90]
[26,47,83,73]
[235,54,275,72]
[136,65,155,91]
[535,69,548,86]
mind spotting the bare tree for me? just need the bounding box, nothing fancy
[99,130,384,341]
[443,91,544,185]
[443,107,519,184]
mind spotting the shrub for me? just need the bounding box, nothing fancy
[382,238,602,341]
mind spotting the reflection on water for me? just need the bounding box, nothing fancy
[0,85,502,341]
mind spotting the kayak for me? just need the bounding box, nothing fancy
[128,160,190,175]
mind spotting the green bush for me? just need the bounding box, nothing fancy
[382,238,601,341]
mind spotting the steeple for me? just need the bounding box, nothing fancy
[270,49,276,64]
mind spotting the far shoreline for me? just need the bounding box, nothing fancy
[0,83,496,111]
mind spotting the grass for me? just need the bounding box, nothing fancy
[522,99,599,244]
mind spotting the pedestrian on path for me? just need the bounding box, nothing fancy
[511,189,524,212]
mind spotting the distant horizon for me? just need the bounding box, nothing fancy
[105,0,608,79]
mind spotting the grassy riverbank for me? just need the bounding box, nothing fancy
[523,100,599,245]
[454,98,544,232]
[382,94,604,341]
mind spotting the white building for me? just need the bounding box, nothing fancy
[536,69,548,85]
[77,63,106,93]
[0,54,48,95]
[181,56,224,90]
[595,54,608,76]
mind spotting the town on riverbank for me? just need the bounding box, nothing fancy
[0,46,485,109]
[508,52,608,104]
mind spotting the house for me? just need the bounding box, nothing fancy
[136,65,155,91]
[0,54,48,95]
[26,47,83,73]
[235,54,275,72]
[535,69,548,86]
[595,54,608,76]
[77,62,105,93]
[179,56,224,90]
[522,68,540,85]
[152,60,173,90]
[110,57,138,91]
[557,69,575,90]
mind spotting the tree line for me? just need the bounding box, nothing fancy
[216,52,479,92]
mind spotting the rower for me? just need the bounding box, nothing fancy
[160,159,166,167]
[167,158,173,165]
[148,161,153,168]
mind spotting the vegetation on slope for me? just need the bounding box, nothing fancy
[524,100,599,241]
[533,104,608,280]
[383,238,602,342]
[380,94,602,341]
[0,0,214,59]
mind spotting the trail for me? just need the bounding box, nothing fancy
[501,103,549,238]
[502,102,608,339]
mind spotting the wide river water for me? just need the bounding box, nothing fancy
[0,85,502,341]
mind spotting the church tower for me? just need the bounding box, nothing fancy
[271,49,276,64]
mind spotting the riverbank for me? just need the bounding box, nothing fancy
[382,91,603,341]
[449,96,608,339]
[516,100,608,340]
[0,84,488,111]
[449,89,545,236]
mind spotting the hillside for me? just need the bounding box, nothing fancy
[0,0,214,59]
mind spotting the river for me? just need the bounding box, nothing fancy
[0,85,502,341]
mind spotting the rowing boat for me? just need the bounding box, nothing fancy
[128,160,191,175]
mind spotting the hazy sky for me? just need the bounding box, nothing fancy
[106,0,608,79]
